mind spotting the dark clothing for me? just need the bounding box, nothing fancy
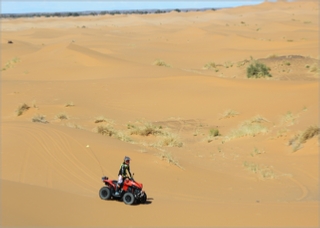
[118,162,131,178]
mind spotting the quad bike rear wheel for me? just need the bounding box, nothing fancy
[123,192,135,205]
[99,187,111,200]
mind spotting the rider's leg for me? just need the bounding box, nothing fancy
[115,175,123,195]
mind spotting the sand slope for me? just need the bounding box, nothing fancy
[1,1,319,227]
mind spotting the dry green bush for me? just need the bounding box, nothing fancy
[288,125,319,152]
[65,122,84,129]
[219,109,239,119]
[55,113,69,120]
[65,102,75,107]
[309,64,319,73]
[160,151,183,169]
[129,122,163,136]
[203,62,216,69]
[96,125,116,136]
[94,116,113,124]
[247,62,272,78]
[157,133,183,147]
[115,131,132,143]
[206,128,221,143]
[300,125,320,143]
[250,147,265,157]
[247,115,270,124]
[225,119,268,141]
[32,114,49,123]
[243,161,275,179]
[153,59,171,67]
[281,111,298,126]
[16,103,30,116]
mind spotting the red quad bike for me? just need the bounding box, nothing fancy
[99,174,147,205]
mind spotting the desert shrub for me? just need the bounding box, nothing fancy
[281,111,298,126]
[209,128,220,137]
[115,131,132,143]
[247,115,270,124]
[243,161,275,179]
[65,102,75,107]
[129,122,162,136]
[157,133,183,147]
[160,151,183,169]
[226,120,268,141]
[247,62,272,78]
[94,116,113,124]
[55,113,69,120]
[153,59,171,67]
[32,114,48,123]
[96,125,116,136]
[16,103,30,116]
[299,125,320,143]
[219,109,239,119]
[65,122,84,129]
[309,64,319,73]
[203,62,216,69]
[288,125,319,152]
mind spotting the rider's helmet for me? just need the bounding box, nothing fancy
[124,156,131,164]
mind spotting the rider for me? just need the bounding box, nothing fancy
[114,156,132,196]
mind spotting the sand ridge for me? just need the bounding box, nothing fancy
[1,1,319,227]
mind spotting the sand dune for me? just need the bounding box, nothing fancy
[1,1,319,227]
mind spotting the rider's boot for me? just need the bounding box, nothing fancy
[114,185,120,196]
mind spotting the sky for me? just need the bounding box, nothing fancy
[1,1,266,14]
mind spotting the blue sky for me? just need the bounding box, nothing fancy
[1,1,265,14]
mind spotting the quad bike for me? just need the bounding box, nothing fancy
[99,174,147,205]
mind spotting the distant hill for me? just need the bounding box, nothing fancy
[0,8,221,19]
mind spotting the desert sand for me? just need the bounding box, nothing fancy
[1,0,319,227]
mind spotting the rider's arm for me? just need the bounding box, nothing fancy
[127,165,132,178]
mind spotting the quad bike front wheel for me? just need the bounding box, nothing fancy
[99,187,111,200]
[123,192,135,205]
[140,192,147,204]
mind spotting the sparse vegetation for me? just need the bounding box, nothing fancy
[129,122,163,136]
[247,62,272,78]
[309,64,319,73]
[206,128,221,143]
[219,109,239,119]
[96,125,116,136]
[203,62,216,69]
[156,133,183,147]
[243,161,275,179]
[114,131,133,143]
[2,57,20,71]
[65,102,75,107]
[16,103,30,116]
[153,59,171,67]
[94,116,113,124]
[65,122,84,129]
[250,147,265,157]
[288,125,319,152]
[237,59,249,67]
[267,54,279,59]
[32,114,49,123]
[226,118,268,141]
[55,113,69,120]
[209,128,220,137]
[224,61,233,68]
[160,151,183,169]
[281,111,298,126]
[247,115,270,124]
[299,125,320,143]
